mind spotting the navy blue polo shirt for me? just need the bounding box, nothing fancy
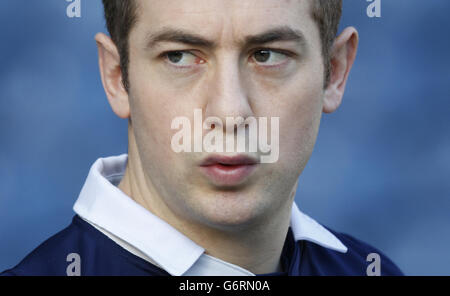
[1,215,403,276]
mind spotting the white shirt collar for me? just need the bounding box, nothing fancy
[73,154,347,276]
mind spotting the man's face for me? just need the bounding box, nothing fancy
[127,0,325,229]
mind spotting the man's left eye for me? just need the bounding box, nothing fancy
[251,50,289,66]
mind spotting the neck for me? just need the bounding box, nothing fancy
[118,129,296,274]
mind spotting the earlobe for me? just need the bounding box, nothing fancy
[95,33,130,119]
[323,27,359,114]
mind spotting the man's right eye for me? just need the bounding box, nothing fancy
[167,51,184,63]
[164,51,205,67]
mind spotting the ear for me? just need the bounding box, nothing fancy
[323,27,359,114]
[95,33,130,119]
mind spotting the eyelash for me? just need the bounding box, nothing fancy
[251,48,296,58]
[249,48,296,68]
[159,50,203,71]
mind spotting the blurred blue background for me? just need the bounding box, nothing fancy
[0,0,449,275]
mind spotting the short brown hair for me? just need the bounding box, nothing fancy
[102,0,342,91]
[311,0,343,87]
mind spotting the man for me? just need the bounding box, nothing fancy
[1,0,403,276]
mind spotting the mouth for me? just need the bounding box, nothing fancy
[199,155,259,186]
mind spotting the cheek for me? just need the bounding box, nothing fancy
[129,53,182,145]
[127,72,180,171]
[127,61,202,181]
[130,91,170,147]
[277,72,324,173]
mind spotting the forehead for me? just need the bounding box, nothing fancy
[132,0,317,45]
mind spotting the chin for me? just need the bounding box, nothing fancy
[190,191,269,231]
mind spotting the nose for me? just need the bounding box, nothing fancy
[203,53,254,131]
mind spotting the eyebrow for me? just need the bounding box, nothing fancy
[146,28,215,49]
[145,26,307,50]
[245,26,306,47]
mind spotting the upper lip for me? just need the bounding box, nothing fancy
[200,154,258,166]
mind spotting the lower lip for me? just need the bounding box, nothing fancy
[199,163,257,186]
